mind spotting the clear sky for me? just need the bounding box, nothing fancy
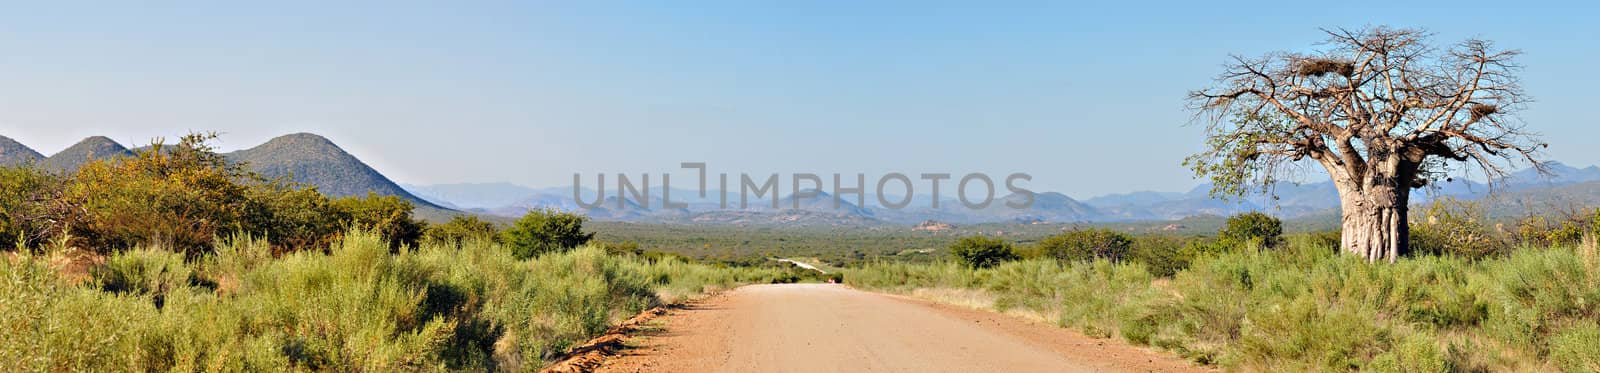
[1,1,1595,197]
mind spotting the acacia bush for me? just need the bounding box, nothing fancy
[242,182,347,252]
[1219,212,1283,248]
[332,193,427,249]
[424,215,499,247]
[948,236,1018,269]
[502,209,594,260]
[1126,234,1190,277]
[1033,228,1134,262]
[1409,197,1500,259]
[65,135,256,256]
[0,165,66,250]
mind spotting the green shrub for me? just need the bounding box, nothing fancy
[501,209,594,260]
[848,237,1600,371]
[948,236,1019,269]
[424,215,499,247]
[1476,248,1600,351]
[332,193,427,249]
[1367,331,1449,373]
[0,165,66,250]
[243,182,347,252]
[1127,235,1190,277]
[92,248,192,307]
[67,134,256,255]
[1409,197,1499,258]
[844,260,975,290]
[1219,212,1283,248]
[1549,323,1600,373]
[1035,228,1134,262]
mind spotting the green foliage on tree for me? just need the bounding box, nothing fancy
[331,193,427,249]
[0,166,66,250]
[65,133,258,256]
[1035,228,1135,262]
[242,181,349,252]
[1219,212,1283,248]
[423,215,499,247]
[948,236,1018,269]
[501,209,594,260]
[1126,235,1188,277]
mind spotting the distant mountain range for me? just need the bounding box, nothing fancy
[406,162,1600,226]
[1,133,449,216]
[7,132,1596,227]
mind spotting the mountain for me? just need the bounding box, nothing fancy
[773,190,874,216]
[225,133,446,210]
[1504,161,1600,189]
[868,192,1102,224]
[43,136,133,172]
[987,191,1102,222]
[0,135,44,166]
[1084,191,1184,208]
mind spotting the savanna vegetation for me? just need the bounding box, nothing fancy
[0,133,821,371]
[847,204,1600,372]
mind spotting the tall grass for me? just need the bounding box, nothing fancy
[1,229,795,371]
[846,239,1600,372]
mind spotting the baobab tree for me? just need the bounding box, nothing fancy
[1186,27,1544,263]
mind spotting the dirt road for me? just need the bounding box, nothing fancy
[597,284,1205,373]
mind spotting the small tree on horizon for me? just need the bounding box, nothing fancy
[1187,27,1544,263]
[1035,228,1134,262]
[501,209,594,260]
[1219,212,1284,248]
[949,236,1019,269]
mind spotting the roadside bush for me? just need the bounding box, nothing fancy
[501,209,594,260]
[1035,228,1134,263]
[849,235,1600,371]
[1219,212,1283,248]
[948,236,1018,269]
[1,228,791,371]
[986,259,1158,339]
[1127,234,1190,277]
[844,260,976,290]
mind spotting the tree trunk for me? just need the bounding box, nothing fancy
[1338,184,1409,263]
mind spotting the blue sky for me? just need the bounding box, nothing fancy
[1,1,1595,197]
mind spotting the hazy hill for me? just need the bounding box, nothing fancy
[43,136,133,172]
[770,190,874,216]
[0,135,44,166]
[1084,191,1185,208]
[224,133,446,210]
[401,182,544,210]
